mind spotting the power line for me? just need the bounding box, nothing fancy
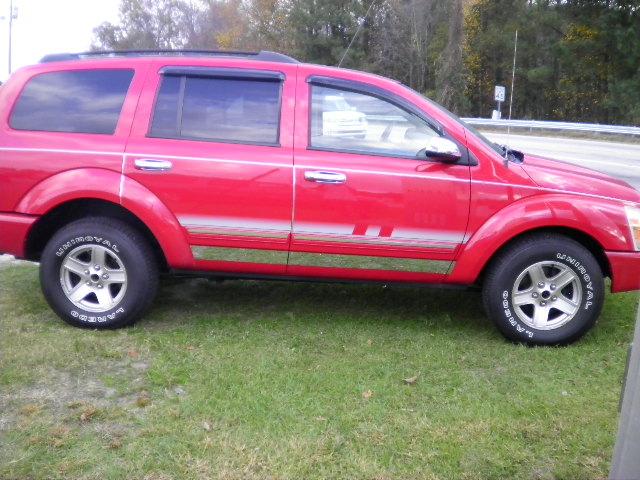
[338,0,376,68]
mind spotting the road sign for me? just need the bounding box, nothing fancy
[494,85,506,102]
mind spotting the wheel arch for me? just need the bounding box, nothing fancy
[449,193,631,286]
[474,226,611,286]
[17,168,194,269]
[25,198,169,271]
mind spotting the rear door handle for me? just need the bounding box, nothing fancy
[304,171,347,184]
[134,159,173,172]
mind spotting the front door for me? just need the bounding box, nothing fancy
[289,73,470,282]
[125,60,296,274]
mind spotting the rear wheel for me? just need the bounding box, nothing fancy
[482,233,605,345]
[40,218,158,329]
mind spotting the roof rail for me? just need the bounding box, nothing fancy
[39,49,299,64]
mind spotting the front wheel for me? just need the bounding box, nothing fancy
[40,218,159,329]
[482,233,605,345]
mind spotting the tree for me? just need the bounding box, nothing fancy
[94,0,640,124]
[93,0,247,50]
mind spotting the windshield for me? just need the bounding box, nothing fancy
[400,84,506,157]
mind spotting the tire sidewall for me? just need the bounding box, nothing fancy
[41,224,150,327]
[489,241,604,344]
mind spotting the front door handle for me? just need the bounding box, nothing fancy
[134,158,173,172]
[304,171,347,184]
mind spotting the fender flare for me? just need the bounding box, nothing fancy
[16,168,194,268]
[449,193,632,284]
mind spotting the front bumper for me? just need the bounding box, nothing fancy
[0,212,38,259]
[608,251,640,293]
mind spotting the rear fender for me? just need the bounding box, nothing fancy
[449,194,633,284]
[16,168,194,268]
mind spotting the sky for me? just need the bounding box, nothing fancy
[0,0,121,81]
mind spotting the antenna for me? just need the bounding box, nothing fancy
[338,0,376,68]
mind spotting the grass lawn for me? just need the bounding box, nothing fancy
[0,262,637,479]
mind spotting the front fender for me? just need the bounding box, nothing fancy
[449,194,633,284]
[16,168,194,269]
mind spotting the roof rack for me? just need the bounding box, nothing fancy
[39,49,299,64]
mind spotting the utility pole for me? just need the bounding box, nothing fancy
[6,0,17,76]
[508,29,518,121]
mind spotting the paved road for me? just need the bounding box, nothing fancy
[484,133,640,190]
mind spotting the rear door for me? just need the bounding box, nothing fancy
[125,60,296,274]
[289,71,471,283]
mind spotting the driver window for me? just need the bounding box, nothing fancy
[310,85,440,157]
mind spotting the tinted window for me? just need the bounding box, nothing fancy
[310,85,440,158]
[150,75,281,145]
[10,69,134,134]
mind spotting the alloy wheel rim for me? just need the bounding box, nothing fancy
[59,245,128,313]
[511,261,582,330]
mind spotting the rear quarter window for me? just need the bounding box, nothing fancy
[10,69,134,135]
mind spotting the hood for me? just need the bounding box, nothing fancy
[520,154,640,204]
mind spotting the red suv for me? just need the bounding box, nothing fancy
[1,50,639,345]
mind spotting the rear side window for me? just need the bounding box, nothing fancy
[149,74,282,145]
[10,69,134,135]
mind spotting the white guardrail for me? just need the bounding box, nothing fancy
[461,118,640,136]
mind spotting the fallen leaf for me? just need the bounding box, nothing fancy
[127,349,140,359]
[20,404,41,416]
[403,373,420,386]
[48,426,70,448]
[186,345,197,351]
[108,438,123,449]
[362,390,373,400]
[51,438,66,448]
[49,426,70,438]
[80,405,97,422]
[136,394,151,408]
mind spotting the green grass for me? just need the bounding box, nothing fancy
[0,262,637,479]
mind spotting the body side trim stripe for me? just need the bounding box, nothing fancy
[191,246,288,264]
[126,152,290,168]
[186,226,289,239]
[293,234,457,250]
[0,147,123,156]
[288,251,452,274]
[191,245,452,273]
[1,147,634,205]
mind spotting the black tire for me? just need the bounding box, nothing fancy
[40,217,158,329]
[482,233,604,346]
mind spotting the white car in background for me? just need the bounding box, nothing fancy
[321,95,368,138]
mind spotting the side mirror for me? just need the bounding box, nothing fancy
[423,137,461,162]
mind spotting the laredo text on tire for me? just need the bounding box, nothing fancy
[39,218,159,329]
[482,233,605,346]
